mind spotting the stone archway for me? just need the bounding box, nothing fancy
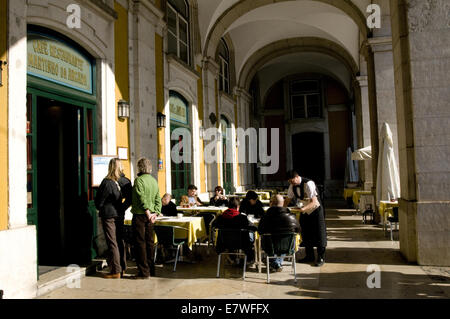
[237,37,359,91]
[203,0,369,59]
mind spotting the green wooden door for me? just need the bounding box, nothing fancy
[169,91,192,203]
[26,82,97,268]
[170,123,192,202]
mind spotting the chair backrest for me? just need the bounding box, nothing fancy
[261,232,296,256]
[217,228,253,251]
[154,225,176,245]
[392,207,399,220]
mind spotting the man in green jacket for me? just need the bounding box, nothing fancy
[131,157,162,278]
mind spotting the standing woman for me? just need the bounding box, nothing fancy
[95,158,124,279]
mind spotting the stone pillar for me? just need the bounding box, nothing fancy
[369,36,400,170]
[391,0,450,266]
[354,75,373,190]
[202,57,220,192]
[129,0,163,180]
[235,87,252,188]
[361,45,380,197]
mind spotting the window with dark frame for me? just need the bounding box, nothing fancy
[167,0,190,65]
[218,39,230,94]
[290,80,322,119]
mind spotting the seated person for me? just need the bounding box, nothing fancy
[179,195,190,208]
[210,186,229,207]
[212,198,257,263]
[258,195,300,272]
[161,193,177,216]
[239,190,265,219]
[187,184,203,206]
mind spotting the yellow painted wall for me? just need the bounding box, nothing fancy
[155,34,166,195]
[0,0,8,230]
[197,65,206,193]
[114,2,131,178]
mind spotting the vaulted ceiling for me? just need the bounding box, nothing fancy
[197,0,371,95]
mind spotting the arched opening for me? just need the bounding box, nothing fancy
[26,25,97,266]
[169,90,192,201]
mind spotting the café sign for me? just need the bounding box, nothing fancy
[27,33,93,94]
[170,95,188,124]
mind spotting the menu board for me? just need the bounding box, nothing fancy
[92,155,116,187]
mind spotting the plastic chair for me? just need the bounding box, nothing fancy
[153,225,188,272]
[260,232,297,284]
[216,228,255,280]
[387,207,399,241]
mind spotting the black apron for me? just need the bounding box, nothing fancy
[293,178,327,248]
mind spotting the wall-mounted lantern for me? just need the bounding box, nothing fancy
[157,112,166,128]
[118,100,130,120]
[209,112,217,125]
[0,60,7,87]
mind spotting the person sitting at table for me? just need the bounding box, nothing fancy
[161,193,177,216]
[179,195,190,208]
[187,184,203,206]
[212,198,257,264]
[210,186,229,207]
[239,190,265,219]
[258,195,300,272]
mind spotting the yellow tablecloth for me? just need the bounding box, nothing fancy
[234,191,271,200]
[343,188,362,200]
[378,201,398,219]
[124,216,207,250]
[176,206,228,214]
[353,190,372,207]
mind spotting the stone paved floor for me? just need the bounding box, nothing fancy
[38,207,450,299]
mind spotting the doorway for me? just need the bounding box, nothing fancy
[27,92,96,269]
[291,132,325,184]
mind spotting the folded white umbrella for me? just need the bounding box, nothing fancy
[376,123,401,203]
[352,146,372,160]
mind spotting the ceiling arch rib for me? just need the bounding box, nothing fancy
[203,0,369,60]
[258,52,353,102]
[238,37,359,92]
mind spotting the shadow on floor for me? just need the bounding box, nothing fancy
[283,270,450,299]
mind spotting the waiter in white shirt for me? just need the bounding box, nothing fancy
[284,170,327,267]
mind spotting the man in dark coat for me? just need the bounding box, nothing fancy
[284,170,327,267]
[212,198,257,262]
[161,193,178,216]
[259,195,300,271]
[239,190,265,219]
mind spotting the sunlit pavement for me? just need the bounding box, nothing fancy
[38,206,450,299]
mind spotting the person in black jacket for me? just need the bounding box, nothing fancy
[161,193,178,216]
[239,190,265,219]
[209,186,229,207]
[212,198,257,263]
[117,171,132,271]
[259,195,300,271]
[95,158,125,279]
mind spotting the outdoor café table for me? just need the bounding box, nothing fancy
[234,191,271,200]
[176,206,228,214]
[124,216,207,250]
[352,190,372,209]
[378,200,398,233]
[343,187,361,201]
